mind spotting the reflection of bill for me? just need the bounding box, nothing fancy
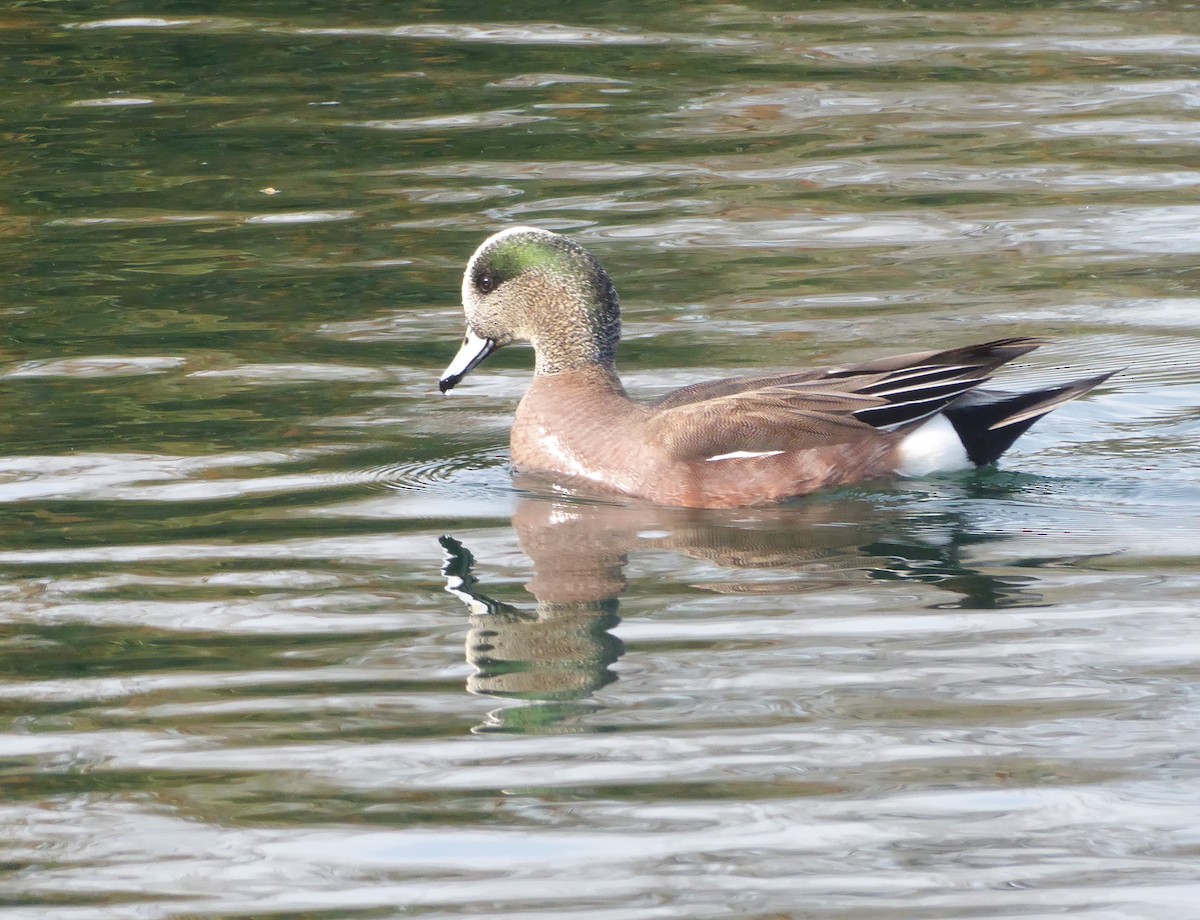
[441,485,1051,711]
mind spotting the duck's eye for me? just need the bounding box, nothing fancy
[476,271,497,294]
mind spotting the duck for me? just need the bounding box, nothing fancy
[439,226,1112,509]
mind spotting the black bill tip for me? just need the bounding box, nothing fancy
[438,330,497,395]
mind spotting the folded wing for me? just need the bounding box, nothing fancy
[647,337,1047,462]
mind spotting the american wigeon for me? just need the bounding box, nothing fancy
[440,227,1113,508]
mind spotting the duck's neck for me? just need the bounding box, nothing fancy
[527,361,629,399]
[532,330,619,377]
[532,288,621,376]
[535,351,619,377]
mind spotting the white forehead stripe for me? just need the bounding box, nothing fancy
[704,450,785,462]
[484,225,554,244]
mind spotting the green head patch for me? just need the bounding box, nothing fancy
[470,230,590,296]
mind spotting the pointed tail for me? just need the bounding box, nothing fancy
[944,370,1117,467]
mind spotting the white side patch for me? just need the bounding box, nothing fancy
[896,414,971,477]
[704,450,785,463]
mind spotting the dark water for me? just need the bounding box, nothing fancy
[3,2,1200,917]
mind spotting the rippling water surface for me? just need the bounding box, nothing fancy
[3,2,1200,917]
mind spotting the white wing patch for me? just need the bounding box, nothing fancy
[704,450,786,463]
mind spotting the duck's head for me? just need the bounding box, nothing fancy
[439,227,622,393]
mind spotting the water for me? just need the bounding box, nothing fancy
[3,1,1200,917]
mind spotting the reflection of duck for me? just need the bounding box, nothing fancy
[441,482,1049,714]
[440,535,623,703]
[439,227,1113,508]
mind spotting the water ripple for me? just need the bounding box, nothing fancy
[11,3,1200,917]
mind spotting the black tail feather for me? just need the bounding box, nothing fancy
[944,371,1117,466]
